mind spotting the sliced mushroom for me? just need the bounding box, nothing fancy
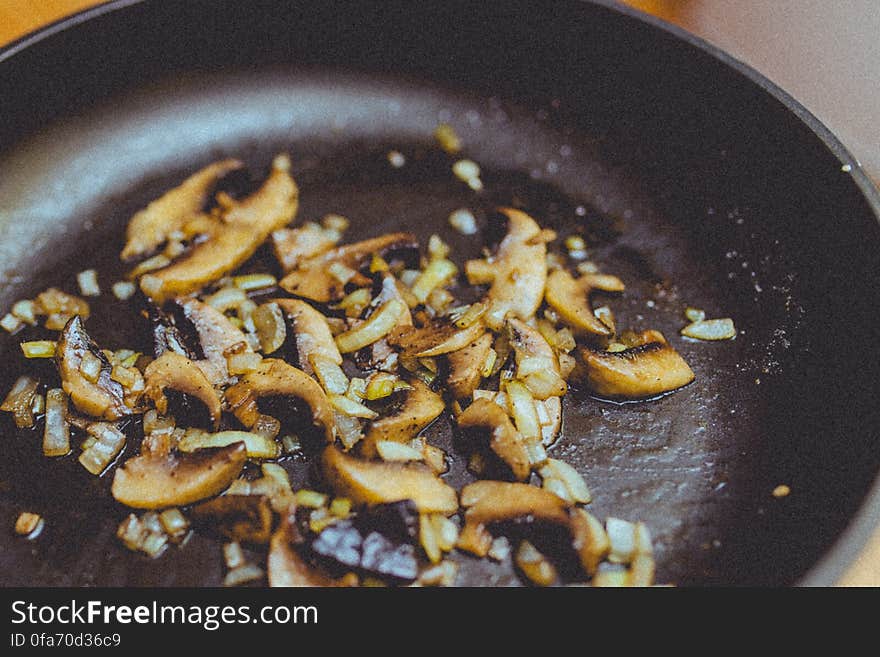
[446,332,493,399]
[545,269,625,336]
[190,494,273,543]
[224,358,335,442]
[359,379,445,458]
[268,514,357,587]
[272,221,339,273]
[111,442,247,509]
[580,329,694,399]
[279,232,418,303]
[507,318,566,399]
[121,158,243,261]
[388,320,485,359]
[273,298,342,375]
[143,352,222,430]
[56,316,131,420]
[321,445,458,515]
[456,398,530,481]
[138,155,299,302]
[174,297,252,386]
[465,208,548,330]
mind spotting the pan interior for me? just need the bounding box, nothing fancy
[1,66,874,587]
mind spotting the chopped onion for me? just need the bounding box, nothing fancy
[178,430,278,459]
[251,302,286,354]
[329,394,378,419]
[321,213,350,233]
[11,299,37,325]
[226,352,263,375]
[224,563,264,586]
[310,355,349,395]
[376,440,424,462]
[333,411,364,450]
[452,159,482,187]
[206,286,247,312]
[539,459,592,504]
[1,313,22,333]
[448,208,477,235]
[576,261,599,275]
[606,517,637,564]
[592,568,629,587]
[504,380,541,442]
[434,123,461,154]
[77,269,101,297]
[329,497,352,518]
[223,541,245,569]
[515,540,557,587]
[159,508,190,541]
[20,340,57,359]
[410,258,457,304]
[294,489,328,508]
[416,560,458,587]
[14,512,44,539]
[681,317,736,341]
[78,423,126,475]
[488,536,511,562]
[112,281,137,300]
[2,375,39,428]
[628,553,656,587]
[387,150,406,168]
[364,372,398,400]
[128,254,171,280]
[334,299,406,353]
[328,261,357,285]
[252,414,281,440]
[43,388,70,457]
[232,273,277,290]
[685,307,706,322]
[451,301,487,329]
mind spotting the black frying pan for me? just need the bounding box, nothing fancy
[1,0,878,587]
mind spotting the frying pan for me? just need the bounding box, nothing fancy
[0,0,878,587]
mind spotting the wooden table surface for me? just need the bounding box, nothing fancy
[1,0,877,587]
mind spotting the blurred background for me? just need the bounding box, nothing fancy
[0,0,877,585]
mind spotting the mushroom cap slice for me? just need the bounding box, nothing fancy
[273,298,342,374]
[139,155,299,302]
[111,442,247,509]
[143,351,222,430]
[468,208,548,330]
[279,232,418,303]
[56,316,131,420]
[446,332,493,399]
[457,481,570,556]
[457,398,531,481]
[272,222,339,273]
[121,158,243,261]
[321,445,458,515]
[359,379,445,458]
[174,297,252,386]
[544,269,625,337]
[191,494,274,544]
[388,320,485,359]
[224,358,335,442]
[580,329,695,399]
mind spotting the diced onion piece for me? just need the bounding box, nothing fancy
[448,208,477,235]
[420,513,442,564]
[159,508,189,540]
[128,254,171,280]
[111,281,137,300]
[232,273,277,290]
[20,340,57,359]
[328,261,357,285]
[434,123,462,154]
[515,540,558,587]
[554,327,576,353]
[370,254,389,273]
[223,541,245,569]
[334,411,364,450]
[43,388,70,457]
[488,536,511,562]
[565,235,587,253]
[681,317,737,341]
[523,369,567,400]
[338,288,372,314]
[294,489,328,508]
[634,522,653,556]
[226,351,263,375]
[399,269,420,288]
[224,563,264,587]
[504,380,541,442]
[376,440,424,462]
[576,261,599,275]
[434,514,459,551]
[606,517,637,564]
[251,302,286,354]
[452,302,487,329]
[310,355,349,395]
[321,214,350,233]
[592,568,629,587]
[427,288,454,315]
[593,305,615,334]
[387,150,406,168]
[31,393,45,415]
[410,258,458,304]
[335,299,406,353]
[365,372,398,400]
[345,377,367,400]
[328,394,378,419]
[178,430,279,459]
[79,423,126,475]
[628,554,656,587]
[452,159,482,186]
[252,414,281,441]
[1,313,22,333]
[685,307,706,322]
[12,300,37,325]
[14,512,44,538]
[206,286,247,312]
[329,497,352,518]
[77,269,101,297]
[538,458,592,504]
[427,234,451,261]
[77,350,102,383]
[2,375,39,428]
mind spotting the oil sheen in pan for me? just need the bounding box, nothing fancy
[0,69,809,586]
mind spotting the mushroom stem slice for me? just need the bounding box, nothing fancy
[456,398,530,481]
[359,379,445,458]
[121,158,243,261]
[544,269,625,337]
[111,442,247,509]
[56,316,131,420]
[580,329,695,399]
[321,445,458,515]
[143,352,222,430]
[224,358,335,443]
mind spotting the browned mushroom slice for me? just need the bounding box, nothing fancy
[138,155,299,302]
[268,514,357,587]
[580,329,694,399]
[224,358,335,442]
[388,320,485,359]
[321,445,458,515]
[190,494,273,543]
[175,297,252,386]
[272,222,339,273]
[358,379,445,458]
[545,269,625,336]
[507,318,566,399]
[56,316,131,420]
[457,481,570,556]
[143,352,222,430]
[456,398,530,481]
[465,208,548,330]
[111,442,247,509]
[273,298,342,375]
[446,332,493,399]
[279,232,418,303]
[121,158,243,261]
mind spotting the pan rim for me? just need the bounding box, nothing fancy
[0,0,878,587]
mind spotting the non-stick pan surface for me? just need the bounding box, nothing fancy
[1,0,878,586]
